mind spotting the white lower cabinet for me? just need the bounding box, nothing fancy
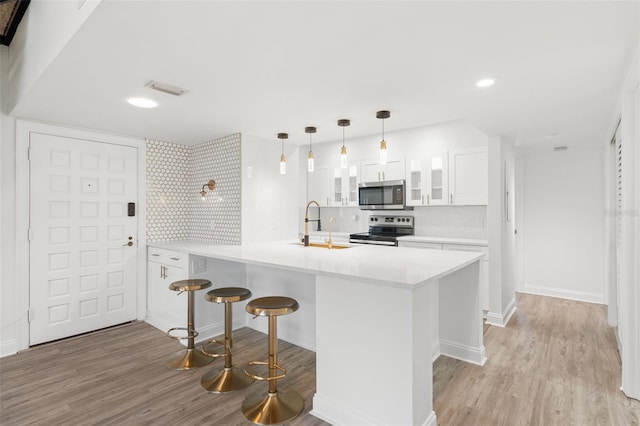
[147,247,189,334]
[398,240,489,313]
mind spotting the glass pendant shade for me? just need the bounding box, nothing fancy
[379,139,387,165]
[308,151,315,172]
[340,145,348,168]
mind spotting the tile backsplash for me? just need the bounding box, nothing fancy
[188,134,241,244]
[146,134,242,244]
[146,140,190,241]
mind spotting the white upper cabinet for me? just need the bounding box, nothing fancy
[329,165,359,206]
[406,152,449,206]
[307,165,330,206]
[361,157,405,183]
[448,147,488,205]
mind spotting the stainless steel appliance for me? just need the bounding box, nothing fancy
[358,179,411,210]
[349,215,414,246]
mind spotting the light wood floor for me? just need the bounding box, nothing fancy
[1,293,639,425]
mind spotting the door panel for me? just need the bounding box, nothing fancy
[29,133,138,345]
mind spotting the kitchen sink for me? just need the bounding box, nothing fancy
[292,242,351,249]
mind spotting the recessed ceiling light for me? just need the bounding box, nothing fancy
[475,78,496,88]
[127,97,157,108]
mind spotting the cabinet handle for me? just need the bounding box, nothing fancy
[160,265,165,279]
[382,172,385,181]
[151,253,160,257]
[327,197,330,206]
[170,257,180,261]
[421,195,424,204]
[450,194,453,204]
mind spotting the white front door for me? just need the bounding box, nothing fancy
[29,133,138,345]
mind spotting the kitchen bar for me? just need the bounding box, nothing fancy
[148,240,485,425]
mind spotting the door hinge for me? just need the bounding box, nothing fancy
[27,147,31,161]
[28,228,32,241]
[27,308,33,323]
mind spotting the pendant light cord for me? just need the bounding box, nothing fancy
[342,126,345,148]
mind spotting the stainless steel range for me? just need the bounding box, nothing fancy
[349,215,414,246]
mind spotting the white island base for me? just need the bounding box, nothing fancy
[147,241,485,426]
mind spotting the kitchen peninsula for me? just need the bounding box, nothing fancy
[147,240,485,426]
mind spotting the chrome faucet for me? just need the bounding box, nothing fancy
[304,200,321,246]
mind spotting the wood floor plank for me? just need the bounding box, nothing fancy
[1,293,639,425]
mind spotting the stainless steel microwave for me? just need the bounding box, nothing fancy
[358,180,410,210]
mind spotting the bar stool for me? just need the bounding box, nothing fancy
[166,279,214,370]
[200,287,254,393]
[242,296,303,425]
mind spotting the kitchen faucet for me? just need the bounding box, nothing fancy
[303,200,321,246]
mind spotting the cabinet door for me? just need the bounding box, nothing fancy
[406,159,425,206]
[307,166,330,206]
[147,261,187,332]
[361,158,405,182]
[427,153,449,205]
[360,160,381,182]
[346,165,358,206]
[329,167,343,206]
[449,147,488,205]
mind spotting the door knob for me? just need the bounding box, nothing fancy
[123,241,133,247]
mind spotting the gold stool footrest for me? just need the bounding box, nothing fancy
[244,361,287,381]
[201,339,228,358]
[167,327,198,341]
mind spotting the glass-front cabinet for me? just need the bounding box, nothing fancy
[330,165,358,206]
[406,152,448,206]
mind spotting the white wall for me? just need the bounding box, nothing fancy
[521,146,605,303]
[242,135,300,243]
[7,0,101,113]
[486,136,516,327]
[1,45,19,356]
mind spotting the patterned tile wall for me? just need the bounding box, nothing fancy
[188,133,242,244]
[146,140,189,242]
[146,134,242,243]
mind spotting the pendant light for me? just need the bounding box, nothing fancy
[305,126,316,172]
[278,133,288,174]
[338,119,350,168]
[376,110,390,165]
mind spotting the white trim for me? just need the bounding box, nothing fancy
[0,339,17,358]
[311,395,437,426]
[439,339,487,366]
[522,285,605,305]
[14,119,147,353]
[486,297,517,328]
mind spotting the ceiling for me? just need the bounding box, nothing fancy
[9,1,639,147]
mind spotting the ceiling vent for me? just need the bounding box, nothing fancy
[145,80,188,97]
[553,146,568,152]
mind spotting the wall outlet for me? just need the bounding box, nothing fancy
[191,257,206,274]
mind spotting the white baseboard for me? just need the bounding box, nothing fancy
[439,338,487,366]
[311,394,437,426]
[486,297,517,328]
[523,285,605,304]
[432,340,441,362]
[0,339,17,358]
[311,394,378,426]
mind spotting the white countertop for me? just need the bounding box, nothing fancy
[397,235,488,246]
[147,240,483,289]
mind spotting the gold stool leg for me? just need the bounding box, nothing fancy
[201,301,254,392]
[167,290,214,370]
[242,315,303,425]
